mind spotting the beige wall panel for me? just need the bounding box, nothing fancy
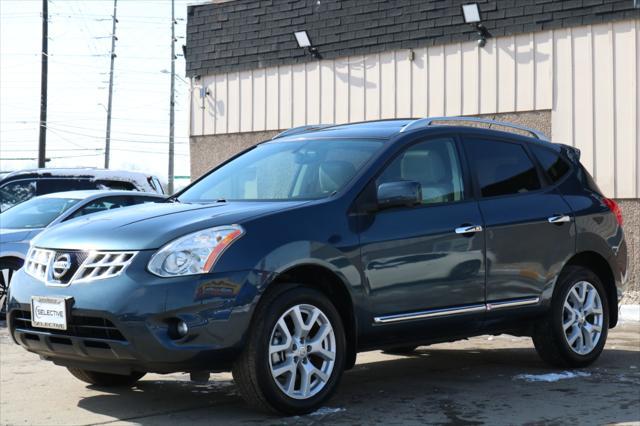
[515,33,535,111]
[278,65,292,129]
[497,36,516,112]
[365,54,381,120]
[479,37,497,114]
[202,76,216,135]
[252,69,266,132]
[239,70,253,132]
[411,48,428,118]
[428,45,445,116]
[349,57,366,122]
[552,29,573,146]
[534,31,553,110]
[592,24,616,196]
[572,26,595,174]
[396,51,412,117]
[292,64,306,126]
[214,74,227,134]
[380,51,396,119]
[320,60,335,124]
[265,67,279,130]
[306,61,321,125]
[334,59,350,123]
[227,72,240,133]
[613,21,637,198]
[461,42,479,116]
[445,43,462,116]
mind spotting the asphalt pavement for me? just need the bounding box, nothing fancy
[1,321,638,425]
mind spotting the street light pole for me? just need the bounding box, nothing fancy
[37,0,48,168]
[168,0,176,194]
[104,0,118,169]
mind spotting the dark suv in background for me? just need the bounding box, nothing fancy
[7,118,627,415]
[0,168,164,212]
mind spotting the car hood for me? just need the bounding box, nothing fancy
[0,228,40,243]
[32,200,308,251]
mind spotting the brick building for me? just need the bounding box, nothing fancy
[185,0,639,301]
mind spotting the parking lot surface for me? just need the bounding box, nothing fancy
[1,321,638,425]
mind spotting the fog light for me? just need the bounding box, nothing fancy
[176,320,189,337]
[168,319,189,339]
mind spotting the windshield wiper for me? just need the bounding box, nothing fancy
[165,195,181,203]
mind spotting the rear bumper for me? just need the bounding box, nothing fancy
[7,254,268,374]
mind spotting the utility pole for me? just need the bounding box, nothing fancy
[104,0,118,169]
[168,0,176,194]
[37,0,48,168]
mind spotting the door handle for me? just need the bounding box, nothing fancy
[548,215,571,224]
[455,225,483,235]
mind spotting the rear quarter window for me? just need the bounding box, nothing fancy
[530,145,571,184]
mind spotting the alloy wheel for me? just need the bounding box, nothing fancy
[562,281,604,355]
[268,303,337,400]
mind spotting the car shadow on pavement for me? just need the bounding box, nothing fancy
[76,347,640,425]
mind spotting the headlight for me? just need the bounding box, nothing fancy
[148,225,244,277]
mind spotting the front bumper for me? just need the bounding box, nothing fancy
[7,251,268,374]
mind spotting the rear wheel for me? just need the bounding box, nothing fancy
[67,368,145,387]
[0,258,22,320]
[532,266,609,368]
[232,284,346,415]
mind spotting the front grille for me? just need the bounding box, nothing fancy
[24,248,54,282]
[12,310,126,341]
[24,248,137,285]
[74,252,136,283]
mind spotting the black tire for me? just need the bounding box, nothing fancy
[382,346,418,355]
[0,258,23,320]
[67,367,145,387]
[532,266,609,368]
[232,284,346,415]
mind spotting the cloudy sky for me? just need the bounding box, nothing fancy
[1,0,194,187]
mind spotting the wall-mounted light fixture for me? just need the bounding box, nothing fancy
[294,30,321,59]
[462,3,490,48]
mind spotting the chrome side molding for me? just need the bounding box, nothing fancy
[373,297,541,324]
[486,297,540,311]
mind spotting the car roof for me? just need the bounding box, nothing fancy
[40,190,165,200]
[269,118,554,147]
[0,168,155,181]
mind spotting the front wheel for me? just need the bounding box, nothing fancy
[232,284,346,415]
[532,266,609,368]
[0,258,23,319]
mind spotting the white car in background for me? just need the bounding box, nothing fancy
[0,168,165,212]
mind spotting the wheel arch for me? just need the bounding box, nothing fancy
[264,263,359,370]
[562,251,618,327]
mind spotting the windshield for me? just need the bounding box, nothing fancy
[179,138,384,202]
[0,197,80,229]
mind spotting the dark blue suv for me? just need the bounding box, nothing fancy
[7,118,628,415]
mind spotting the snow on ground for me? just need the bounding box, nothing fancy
[308,407,346,416]
[513,371,591,382]
[620,305,640,322]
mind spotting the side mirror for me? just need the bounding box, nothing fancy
[377,181,422,210]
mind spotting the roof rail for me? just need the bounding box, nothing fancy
[272,124,334,140]
[399,116,549,141]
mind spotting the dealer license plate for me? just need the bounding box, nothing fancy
[31,296,68,330]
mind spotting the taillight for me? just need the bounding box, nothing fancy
[603,198,623,226]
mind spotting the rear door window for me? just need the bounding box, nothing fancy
[37,178,96,195]
[464,139,541,198]
[530,145,571,184]
[0,179,37,211]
